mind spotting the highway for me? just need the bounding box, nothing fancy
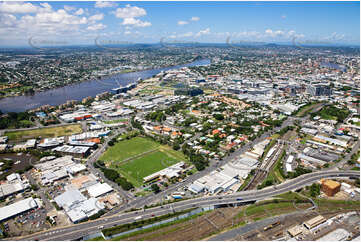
[14,170,359,241]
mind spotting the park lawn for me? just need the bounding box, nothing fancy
[159,145,189,163]
[100,137,160,163]
[319,113,337,121]
[114,150,183,187]
[5,124,82,141]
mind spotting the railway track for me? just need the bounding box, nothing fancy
[245,143,284,190]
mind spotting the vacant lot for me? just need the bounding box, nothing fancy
[5,124,82,142]
[101,137,187,187]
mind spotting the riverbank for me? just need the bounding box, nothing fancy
[0,59,210,113]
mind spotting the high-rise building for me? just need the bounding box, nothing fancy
[306,83,332,96]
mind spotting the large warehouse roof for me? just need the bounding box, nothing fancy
[87,183,113,198]
[0,197,38,222]
[54,189,86,208]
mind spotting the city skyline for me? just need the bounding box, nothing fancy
[0,1,359,47]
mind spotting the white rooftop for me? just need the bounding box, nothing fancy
[0,197,38,222]
[87,183,113,198]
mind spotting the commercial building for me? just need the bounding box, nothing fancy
[321,179,341,196]
[306,84,332,96]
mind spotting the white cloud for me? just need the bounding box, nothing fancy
[0,13,17,27]
[87,23,106,31]
[265,29,285,37]
[89,13,104,22]
[177,20,188,26]
[95,1,118,8]
[113,4,146,18]
[281,15,287,19]
[64,5,75,12]
[113,5,151,28]
[0,5,90,40]
[0,2,39,13]
[195,28,210,37]
[190,16,200,21]
[124,30,131,35]
[330,32,345,40]
[74,8,84,15]
[122,17,151,27]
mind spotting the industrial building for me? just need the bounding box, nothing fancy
[0,197,39,222]
[287,225,304,237]
[313,135,348,148]
[53,145,91,158]
[54,188,105,223]
[321,179,341,196]
[69,130,110,141]
[303,215,327,229]
[317,228,351,241]
[35,156,87,185]
[188,162,246,194]
[70,174,98,191]
[86,183,113,198]
[0,173,30,199]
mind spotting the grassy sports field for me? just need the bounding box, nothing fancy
[5,124,82,141]
[100,137,188,187]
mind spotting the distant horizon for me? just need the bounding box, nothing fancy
[0,1,359,47]
[0,41,360,50]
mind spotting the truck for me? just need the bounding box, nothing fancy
[172,192,185,196]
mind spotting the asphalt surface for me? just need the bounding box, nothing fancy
[14,170,359,241]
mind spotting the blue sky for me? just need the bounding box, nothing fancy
[0,1,359,47]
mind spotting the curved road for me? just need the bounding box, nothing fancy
[14,170,359,241]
